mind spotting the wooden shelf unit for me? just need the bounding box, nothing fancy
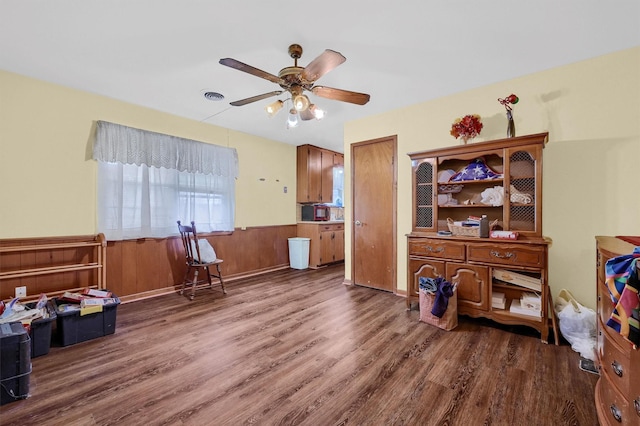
[0,234,107,302]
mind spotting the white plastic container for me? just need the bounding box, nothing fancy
[288,237,310,270]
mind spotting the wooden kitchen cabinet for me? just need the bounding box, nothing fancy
[297,222,344,268]
[297,144,343,204]
[407,133,553,342]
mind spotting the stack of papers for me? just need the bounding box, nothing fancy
[492,291,506,309]
[520,292,541,311]
[509,299,541,318]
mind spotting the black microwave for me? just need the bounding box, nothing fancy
[301,205,330,221]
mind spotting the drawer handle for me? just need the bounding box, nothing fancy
[426,246,444,253]
[635,398,640,416]
[611,361,623,377]
[490,250,514,259]
[610,404,622,422]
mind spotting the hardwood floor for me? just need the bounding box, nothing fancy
[1,264,598,425]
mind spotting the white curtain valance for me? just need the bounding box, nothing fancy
[93,121,238,178]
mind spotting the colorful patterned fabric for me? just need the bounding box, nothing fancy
[605,246,640,348]
[449,158,502,182]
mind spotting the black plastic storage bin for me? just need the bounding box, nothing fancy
[25,301,57,358]
[53,296,120,347]
[0,322,31,405]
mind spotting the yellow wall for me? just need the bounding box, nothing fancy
[344,46,640,310]
[0,70,297,238]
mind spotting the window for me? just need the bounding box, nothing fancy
[93,121,238,240]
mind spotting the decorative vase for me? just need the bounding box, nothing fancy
[506,110,516,138]
[460,136,474,145]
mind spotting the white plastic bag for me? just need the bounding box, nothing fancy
[555,289,596,361]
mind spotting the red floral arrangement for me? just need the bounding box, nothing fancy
[450,114,483,142]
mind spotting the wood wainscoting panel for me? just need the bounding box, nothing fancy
[1,226,297,302]
[106,224,297,300]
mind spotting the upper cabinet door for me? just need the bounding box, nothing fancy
[321,149,334,203]
[297,145,323,203]
[504,144,543,237]
[297,145,343,204]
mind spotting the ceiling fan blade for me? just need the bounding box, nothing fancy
[300,109,315,121]
[219,58,284,85]
[311,86,370,105]
[229,91,283,107]
[300,49,346,82]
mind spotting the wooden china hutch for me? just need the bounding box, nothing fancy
[406,133,554,343]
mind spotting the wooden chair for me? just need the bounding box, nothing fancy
[177,220,226,300]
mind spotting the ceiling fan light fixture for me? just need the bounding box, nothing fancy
[309,104,325,120]
[265,100,284,117]
[287,108,299,129]
[293,94,310,112]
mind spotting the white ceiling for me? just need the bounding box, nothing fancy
[1,1,639,153]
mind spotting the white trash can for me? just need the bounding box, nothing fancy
[288,237,310,270]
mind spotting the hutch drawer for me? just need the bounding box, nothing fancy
[467,243,546,268]
[408,239,465,260]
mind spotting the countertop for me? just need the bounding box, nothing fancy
[297,220,345,225]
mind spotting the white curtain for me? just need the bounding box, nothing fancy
[94,121,238,240]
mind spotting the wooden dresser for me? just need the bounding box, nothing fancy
[595,236,640,425]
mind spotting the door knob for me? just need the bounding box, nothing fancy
[355,220,362,226]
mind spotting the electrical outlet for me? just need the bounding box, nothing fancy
[15,286,27,298]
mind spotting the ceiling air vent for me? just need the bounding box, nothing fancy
[203,91,224,101]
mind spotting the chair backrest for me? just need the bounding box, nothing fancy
[177,220,199,263]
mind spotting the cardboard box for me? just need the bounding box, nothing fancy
[492,269,541,292]
[53,296,120,347]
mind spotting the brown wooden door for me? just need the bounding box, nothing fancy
[352,136,396,292]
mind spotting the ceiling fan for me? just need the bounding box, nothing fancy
[219,44,370,124]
